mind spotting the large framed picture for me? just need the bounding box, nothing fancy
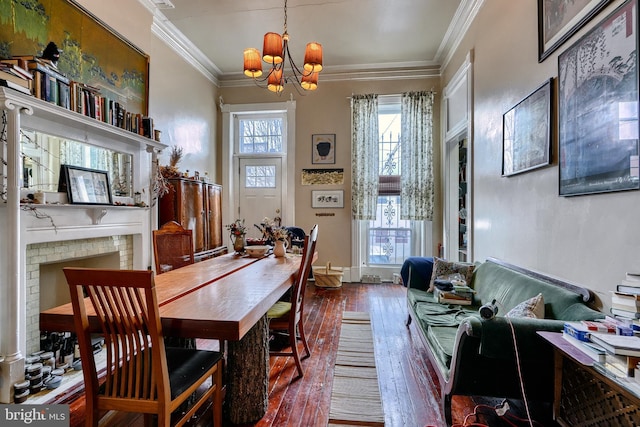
[558,0,639,196]
[502,78,553,177]
[59,165,113,205]
[311,134,336,164]
[0,0,149,115]
[538,0,612,62]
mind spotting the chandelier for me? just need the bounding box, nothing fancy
[243,0,323,93]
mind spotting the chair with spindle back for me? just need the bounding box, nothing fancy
[153,221,195,274]
[65,267,223,427]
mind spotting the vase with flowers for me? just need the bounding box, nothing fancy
[226,219,247,254]
[254,217,290,257]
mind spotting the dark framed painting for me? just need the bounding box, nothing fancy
[558,0,639,196]
[311,134,336,164]
[538,0,612,62]
[502,78,553,177]
[0,0,149,115]
[59,165,112,205]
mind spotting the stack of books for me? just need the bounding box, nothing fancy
[434,284,474,305]
[611,272,640,323]
[0,60,33,95]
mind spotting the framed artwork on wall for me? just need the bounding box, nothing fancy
[538,0,612,62]
[301,168,344,185]
[502,78,553,177]
[0,0,149,115]
[311,134,336,164]
[558,0,639,196]
[311,190,344,208]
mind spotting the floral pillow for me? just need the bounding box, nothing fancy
[428,257,475,292]
[505,293,545,319]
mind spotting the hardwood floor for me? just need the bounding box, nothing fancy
[60,282,551,426]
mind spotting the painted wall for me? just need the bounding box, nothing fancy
[218,78,441,269]
[443,0,639,311]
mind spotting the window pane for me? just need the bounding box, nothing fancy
[239,118,283,153]
[379,112,401,175]
[368,195,411,265]
[245,165,276,188]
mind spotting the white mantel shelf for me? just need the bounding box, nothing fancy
[0,87,166,152]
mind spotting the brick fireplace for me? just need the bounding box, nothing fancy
[25,235,134,354]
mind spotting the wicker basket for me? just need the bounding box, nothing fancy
[313,262,344,288]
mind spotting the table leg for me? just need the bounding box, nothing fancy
[225,315,270,424]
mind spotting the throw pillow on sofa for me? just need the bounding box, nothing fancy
[428,257,475,292]
[505,293,545,319]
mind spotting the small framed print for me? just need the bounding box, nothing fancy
[312,134,336,164]
[311,190,344,208]
[59,165,113,205]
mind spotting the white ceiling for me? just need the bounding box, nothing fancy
[147,0,481,86]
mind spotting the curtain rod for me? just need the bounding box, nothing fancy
[346,89,437,100]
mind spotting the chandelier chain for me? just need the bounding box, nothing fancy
[283,0,288,34]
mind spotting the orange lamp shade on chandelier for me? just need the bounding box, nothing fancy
[243,0,323,94]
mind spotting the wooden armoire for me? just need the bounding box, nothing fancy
[158,178,227,260]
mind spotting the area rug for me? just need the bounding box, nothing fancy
[328,311,385,426]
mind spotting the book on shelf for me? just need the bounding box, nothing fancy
[562,331,606,362]
[580,319,617,333]
[611,307,640,319]
[613,291,640,305]
[589,333,640,357]
[0,79,31,95]
[0,69,30,89]
[0,62,32,81]
[617,282,640,295]
[564,321,592,342]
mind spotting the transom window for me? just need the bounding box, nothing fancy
[238,115,284,154]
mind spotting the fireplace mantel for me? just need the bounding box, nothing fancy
[0,88,167,403]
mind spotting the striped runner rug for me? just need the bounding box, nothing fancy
[328,311,385,426]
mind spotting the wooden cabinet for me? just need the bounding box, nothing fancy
[158,178,226,260]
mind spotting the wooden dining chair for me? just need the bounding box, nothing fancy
[153,221,195,274]
[64,267,224,427]
[267,224,318,379]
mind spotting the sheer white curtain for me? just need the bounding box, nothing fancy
[400,91,434,220]
[350,94,379,220]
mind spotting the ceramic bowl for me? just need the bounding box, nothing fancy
[245,245,269,258]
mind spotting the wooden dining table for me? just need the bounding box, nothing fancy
[40,252,304,424]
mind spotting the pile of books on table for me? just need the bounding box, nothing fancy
[563,319,640,382]
[611,271,640,325]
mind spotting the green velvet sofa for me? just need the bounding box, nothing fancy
[405,257,604,425]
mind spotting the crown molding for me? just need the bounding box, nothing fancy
[438,0,485,72]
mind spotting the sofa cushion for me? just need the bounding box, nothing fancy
[428,257,475,292]
[505,293,544,319]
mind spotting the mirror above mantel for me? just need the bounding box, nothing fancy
[20,128,133,197]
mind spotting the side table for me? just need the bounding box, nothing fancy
[538,331,640,426]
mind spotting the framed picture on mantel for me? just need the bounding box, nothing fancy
[59,165,113,205]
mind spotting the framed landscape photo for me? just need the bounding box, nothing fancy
[60,165,113,205]
[558,0,639,196]
[311,190,344,208]
[312,134,336,164]
[502,78,553,177]
[538,0,612,62]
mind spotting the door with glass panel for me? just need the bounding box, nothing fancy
[238,157,283,238]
